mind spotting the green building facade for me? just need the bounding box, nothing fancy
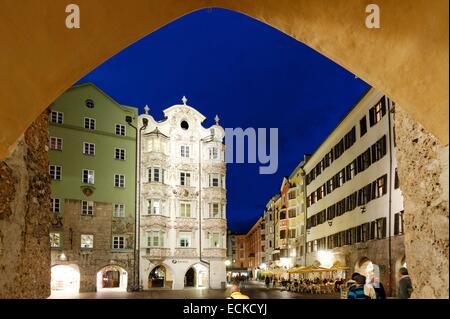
[48,83,138,292]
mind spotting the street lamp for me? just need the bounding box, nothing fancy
[126,114,147,288]
[224,260,231,267]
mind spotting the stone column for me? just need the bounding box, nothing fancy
[395,106,449,298]
[0,111,51,298]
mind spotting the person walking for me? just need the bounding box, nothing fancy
[398,267,413,299]
[227,282,250,299]
[347,275,371,299]
[265,276,271,289]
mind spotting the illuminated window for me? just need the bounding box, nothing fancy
[50,232,61,248]
[81,234,94,249]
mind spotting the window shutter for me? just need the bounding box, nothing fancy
[381,97,387,116]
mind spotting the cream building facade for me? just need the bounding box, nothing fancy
[304,88,405,295]
[137,97,227,290]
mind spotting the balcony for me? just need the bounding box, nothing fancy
[143,247,171,260]
[202,248,226,258]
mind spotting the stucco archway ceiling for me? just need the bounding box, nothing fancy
[0,0,448,159]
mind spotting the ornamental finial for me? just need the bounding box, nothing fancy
[214,114,220,125]
[144,104,150,114]
[182,96,188,105]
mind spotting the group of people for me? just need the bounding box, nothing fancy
[260,267,413,299]
[345,267,412,299]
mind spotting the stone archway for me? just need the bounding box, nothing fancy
[148,265,167,288]
[0,1,447,159]
[96,265,128,292]
[0,1,447,299]
[51,264,80,293]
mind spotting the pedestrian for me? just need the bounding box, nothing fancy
[272,277,277,288]
[265,276,270,289]
[347,275,371,299]
[374,281,386,299]
[227,281,250,299]
[398,267,413,299]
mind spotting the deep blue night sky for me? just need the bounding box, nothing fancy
[75,8,369,233]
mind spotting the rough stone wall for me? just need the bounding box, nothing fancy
[51,200,134,292]
[0,112,51,298]
[395,106,449,299]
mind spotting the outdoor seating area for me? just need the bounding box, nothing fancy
[262,262,349,295]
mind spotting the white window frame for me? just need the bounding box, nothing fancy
[147,230,165,247]
[84,117,96,130]
[147,199,163,215]
[50,111,64,124]
[114,174,125,188]
[210,232,221,248]
[115,148,126,160]
[180,202,191,218]
[113,203,125,218]
[209,147,219,160]
[81,200,94,216]
[112,235,125,249]
[82,169,95,184]
[49,137,63,150]
[209,202,220,218]
[179,232,192,248]
[51,198,60,213]
[115,124,126,136]
[181,145,190,158]
[180,171,191,186]
[83,142,95,155]
[80,234,94,249]
[49,165,62,180]
[209,173,220,187]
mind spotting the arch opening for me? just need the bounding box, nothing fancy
[51,264,80,293]
[96,265,128,292]
[184,263,209,288]
[148,265,166,288]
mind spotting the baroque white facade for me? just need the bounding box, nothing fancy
[137,97,227,290]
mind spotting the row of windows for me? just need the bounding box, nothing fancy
[306,97,389,187]
[147,167,226,188]
[50,111,128,136]
[50,233,126,250]
[278,208,298,220]
[306,174,388,229]
[306,217,388,252]
[146,138,223,161]
[306,126,356,185]
[359,98,387,138]
[307,135,387,207]
[50,137,127,160]
[279,228,297,239]
[49,165,126,187]
[145,200,225,219]
[51,199,126,217]
[145,231,224,249]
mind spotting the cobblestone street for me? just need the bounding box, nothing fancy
[49,281,340,299]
